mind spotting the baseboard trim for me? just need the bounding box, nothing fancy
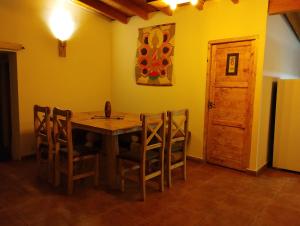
[186,156,268,176]
[246,164,268,176]
[187,156,204,163]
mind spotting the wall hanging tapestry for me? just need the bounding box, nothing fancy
[135,23,175,86]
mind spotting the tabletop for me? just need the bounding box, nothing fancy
[71,111,142,136]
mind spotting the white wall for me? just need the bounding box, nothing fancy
[273,79,300,171]
[258,14,300,169]
[264,15,300,78]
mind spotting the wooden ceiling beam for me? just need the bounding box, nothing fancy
[158,7,173,16]
[110,0,149,20]
[146,0,172,16]
[196,0,205,10]
[285,13,300,41]
[75,0,129,24]
[269,0,300,15]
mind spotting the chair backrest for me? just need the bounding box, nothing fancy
[166,109,189,152]
[33,105,52,150]
[52,107,73,158]
[140,112,166,161]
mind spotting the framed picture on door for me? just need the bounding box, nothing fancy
[226,53,239,76]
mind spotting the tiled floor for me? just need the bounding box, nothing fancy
[1,159,300,226]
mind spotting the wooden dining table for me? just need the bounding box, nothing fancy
[71,111,142,189]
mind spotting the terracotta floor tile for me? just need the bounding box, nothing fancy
[202,206,255,226]
[140,205,203,226]
[272,193,300,211]
[253,203,300,226]
[280,177,300,195]
[82,206,146,226]
[1,159,300,226]
[0,210,26,226]
[220,193,271,214]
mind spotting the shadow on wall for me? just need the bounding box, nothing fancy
[267,81,277,167]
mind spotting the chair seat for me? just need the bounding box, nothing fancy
[60,145,100,157]
[40,143,54,160]
[171,151,183,163]
[117,148,159,162]
[164,141,184,153]
[171,141,184,152]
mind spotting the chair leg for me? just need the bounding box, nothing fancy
[36,143,42,179]
[183,162,187,181]
[140,168,146,201]
[141,180,146,201]
[67,158,74,195]
[47,141,53,184]
[37,159,42,179]
[67,177,73,195]
[47,160,52,184]
[160,162,164,192]
[94,154,99,187]
[54,148,60,187]
[167,157,172,188]
[160,173,164,192]
[183,153,187,181]
[168,168,172,188]
[119,159,125,192]
[146,161,150,174]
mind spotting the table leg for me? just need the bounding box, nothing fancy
[103,134,119,189]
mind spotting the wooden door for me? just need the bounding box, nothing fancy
[205,38,256,170]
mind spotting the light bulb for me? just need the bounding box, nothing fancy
[49,8,75,41]
[170,2,177,10]
[190,0,198,5]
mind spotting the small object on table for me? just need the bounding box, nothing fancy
[91,115,124,120]
[105,101,111,118]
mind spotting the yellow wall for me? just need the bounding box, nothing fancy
[112,0,269,170]
[0,0,270,171]
[0,0,112,158]
[264,15,300,79]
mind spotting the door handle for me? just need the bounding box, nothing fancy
[208,101,216,109]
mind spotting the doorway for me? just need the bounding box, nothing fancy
[204,37,257,171]
[0,53,12,161]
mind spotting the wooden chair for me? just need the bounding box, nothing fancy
[53,108,99,195]
[33,105,53,183]
[118,112,166,201]
[166,109,189,187]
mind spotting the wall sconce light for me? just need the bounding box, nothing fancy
[49,9,75,57]
[161,0,239,10]
[163,0,199,10]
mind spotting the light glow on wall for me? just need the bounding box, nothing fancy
[49,8,75,41]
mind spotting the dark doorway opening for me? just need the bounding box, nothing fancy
[0,53,12,161]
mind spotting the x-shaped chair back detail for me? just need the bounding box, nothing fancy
[167,109,189,144]
[52,108,73,155]
[33,105,53,183]
[166,109,189,187]
[140,112,166,157]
